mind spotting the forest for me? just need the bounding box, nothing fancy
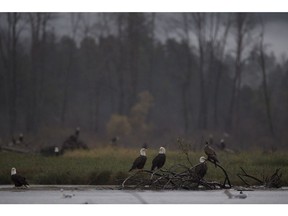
[0,13,287,152]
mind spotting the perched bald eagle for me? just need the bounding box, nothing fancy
[18,133,24,143]
[11,167,29,188]
[129,148,147,172]
[151,147,166,171]
[11,133,24,146]
[61,127,88,154]
[192,156,208,180]
[204,141,219,167]
[111,136,119,146]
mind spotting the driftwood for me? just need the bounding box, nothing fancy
[0,146,32,154]
[237,167,282,188]
[121,159,232,190]
[121,137,232,190]
[207,158,231,188]
[265,168,282,188]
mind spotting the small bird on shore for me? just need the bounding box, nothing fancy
[129,148,147,172]
[224,190,247,199]
[151,147,166,171]
[11,167,29,188]
[204,141,219,167]
[61,188,75,198]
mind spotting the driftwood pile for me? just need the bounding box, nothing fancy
[121,162,231,190]
[121,137,283,190]
[121,138,232,190]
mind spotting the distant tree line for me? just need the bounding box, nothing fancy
[0,12,287,149]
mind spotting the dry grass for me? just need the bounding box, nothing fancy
[1,147,288,186]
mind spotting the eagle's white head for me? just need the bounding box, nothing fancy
[54,147,59,153]
[140,148,146,156]
[159,147,166,154]
[199,156,207,163]
[11,167,16,175]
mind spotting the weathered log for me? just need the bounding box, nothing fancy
[0,146,31,154]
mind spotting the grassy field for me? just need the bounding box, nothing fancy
[1,147,288,186]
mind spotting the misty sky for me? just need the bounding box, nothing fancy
[53,13,288,61]
[262,13,288,59]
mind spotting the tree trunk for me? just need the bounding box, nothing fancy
[212,14,231,128]
[226,13,247,132]
[26,13,51,133]
[258,31,275,138]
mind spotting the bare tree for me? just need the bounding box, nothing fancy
[180,13,194,134]
[226,13,255,132]
[115,13,127,115]
[257,17,275,139]
[112,13,148,115]
[79,13,114,132]
[147,13,156,92]
[25,13,54,133]
[192,13,208,130]
[126,13,144,110]
[0,13,24,136]
[163,13,195,134]
[60,13,81,125]
[211,14,231,128]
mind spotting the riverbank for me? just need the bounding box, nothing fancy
[1,147,288,186]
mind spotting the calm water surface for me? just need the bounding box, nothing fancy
[0,185,288,204]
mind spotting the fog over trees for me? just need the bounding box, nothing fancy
[0,12,288,150]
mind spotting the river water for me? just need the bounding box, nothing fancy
[1,185,288,204]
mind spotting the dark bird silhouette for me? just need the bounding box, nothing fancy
[61,127,88,154]
[69,127,80,142]
[192,156,208,180]
[151,147,166,171]
[129,148,147,172]
[11,167,29,188]
[217,139,226,151]
[204,141,219,167]
[111,136,119,146]
[142,142,148,149]
[18,133,24,143]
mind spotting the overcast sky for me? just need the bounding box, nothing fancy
[54,13,288,61]
[2,0,288,60]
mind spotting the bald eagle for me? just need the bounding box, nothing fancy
[129,148,147,172]
[11,133,24,145]
[204,142,219,167]
[192,156,208,180]
[18,133,24,143]
[151,147,166,171]
[11,167,29,188]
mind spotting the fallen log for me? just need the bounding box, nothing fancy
[0,146,31,154]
